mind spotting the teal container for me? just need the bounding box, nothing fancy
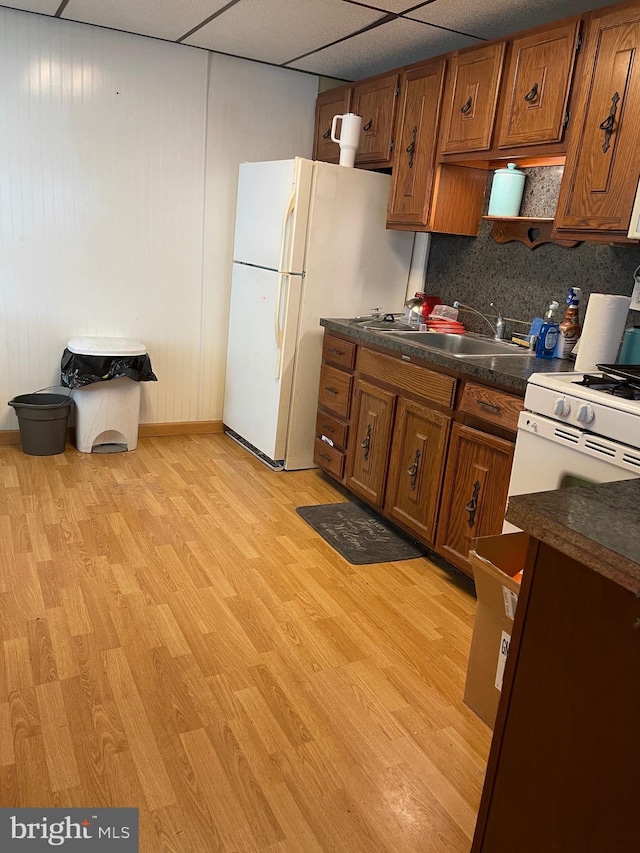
[618,327,640,364]
[488,162,526,217]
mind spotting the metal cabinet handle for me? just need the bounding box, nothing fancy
[321,423,335,433]
[524,82,539,102]
[464,480,481,528]
[405,126,417,169]
[327,347,344,356]
[360,423,372,461]
[599,92,620,153]
[324,386,339,395]
[323,128,331,139]
[477,399,501,414]
[363,119,373,131]
[460,96,473,115]
[318,452,332,462]
[406,449,421,490]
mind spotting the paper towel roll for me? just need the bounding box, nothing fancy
[574,293,630,372]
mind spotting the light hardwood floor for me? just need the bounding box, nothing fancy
[0,434,491,852]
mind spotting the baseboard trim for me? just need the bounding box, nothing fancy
[138,421,223,437]
[0,421,224,447]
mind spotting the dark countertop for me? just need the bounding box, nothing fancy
[321,318,575,394]
[506,480,640,596]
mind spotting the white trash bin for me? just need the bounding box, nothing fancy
[67,337,147,453]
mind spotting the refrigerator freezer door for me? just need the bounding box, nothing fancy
[283,164,415,470]
[223,263,302,462]
[233,158,312,273]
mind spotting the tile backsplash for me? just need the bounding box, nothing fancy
[425,166,640,337]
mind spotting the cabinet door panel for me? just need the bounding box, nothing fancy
[314,87,352,163]
[555,8,640,232]
[441,43,505,154]
[352,73,398,165]
[384,398,450,545]
[436,424,513,575]
[347,381,395,508]
[388,59,447,227]
[497,20,580,148]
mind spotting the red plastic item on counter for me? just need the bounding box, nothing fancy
[425,316,466,334]
[415,293,442,320]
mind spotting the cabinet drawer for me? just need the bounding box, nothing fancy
[314,438,346,479]
[460,382,523,432]
[318,364,353,418]
[316,411,348,450]
[357,347,456,409]
[322,335,356,370]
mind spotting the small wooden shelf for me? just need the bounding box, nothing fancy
[482,216,581,250]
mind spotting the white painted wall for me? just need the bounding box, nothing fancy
[0,7,317,428]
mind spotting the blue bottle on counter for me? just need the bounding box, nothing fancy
[535,300,560,359]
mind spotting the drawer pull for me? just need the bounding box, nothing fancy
[321,423,335,433]
[323,127,331,139]
[363,118,373,132]
[464,480,481,528]
[460,96,473,115]
[406,449,421,490]
[327,347,344,356]
[524,82,539,102]
[477,399,501,414]
[360,423,372,461]
[318,452,332,462]
[324,386,339,395]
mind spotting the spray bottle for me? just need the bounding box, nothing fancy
[554,287,582,359]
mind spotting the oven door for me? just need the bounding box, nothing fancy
[504,411,640,532]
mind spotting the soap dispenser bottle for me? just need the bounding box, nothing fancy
[555,287,582,359]
[535,300,560,359]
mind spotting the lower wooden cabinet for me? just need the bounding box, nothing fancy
[384,398,450,544]
[436,423,514,574]
[314,334,356,483]
[346,380,395,507]
[315,332,520,573]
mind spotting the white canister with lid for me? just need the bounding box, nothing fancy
[488,162,526,217]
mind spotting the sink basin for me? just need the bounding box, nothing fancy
[384,331,533,358]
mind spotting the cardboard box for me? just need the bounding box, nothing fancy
[464,532,530,729]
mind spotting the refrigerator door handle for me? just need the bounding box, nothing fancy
[278,185,296,275]
[274,272,289,379]
[274,186,296,378]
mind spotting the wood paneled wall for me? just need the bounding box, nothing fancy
[0,7,317,429]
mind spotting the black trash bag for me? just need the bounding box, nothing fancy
[60,349,158,389]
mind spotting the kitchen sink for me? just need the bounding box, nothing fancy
[384,331,534,357]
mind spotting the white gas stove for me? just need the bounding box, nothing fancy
[505,367,640,532]
[524,369,640,448]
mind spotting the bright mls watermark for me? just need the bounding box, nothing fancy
[0,809,138,850]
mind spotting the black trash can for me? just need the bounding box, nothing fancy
[8,393,74,456]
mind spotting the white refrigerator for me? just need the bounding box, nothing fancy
[223,157,418,470]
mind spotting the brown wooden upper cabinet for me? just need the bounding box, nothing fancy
[387,58,447,227]
[313,85,352,164]
[351,72,399,166]
[440,43,506,154]
[555,2,640,234]
[496,19,581,148]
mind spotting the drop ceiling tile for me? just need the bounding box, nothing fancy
[406,0,614,40]
[62,0,230,41]
[0,1,60,12]
[184,0,382,65]
[287,17,480,80]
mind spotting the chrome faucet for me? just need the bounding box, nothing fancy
[453,301,506,341]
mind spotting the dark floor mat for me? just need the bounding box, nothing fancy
[296,501,425,565]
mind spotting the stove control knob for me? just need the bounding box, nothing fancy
[553,396,571,417]
[576,403,594,424]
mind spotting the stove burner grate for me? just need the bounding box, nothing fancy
[575,373,640,400]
